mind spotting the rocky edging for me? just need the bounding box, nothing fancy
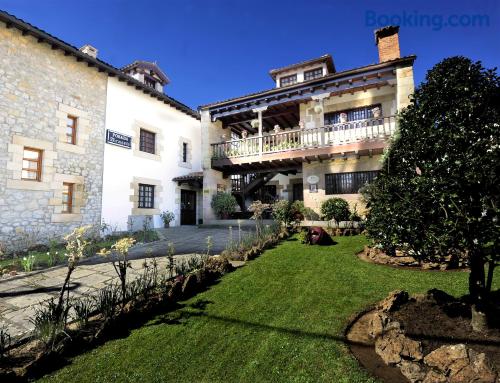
[346,290,499,383]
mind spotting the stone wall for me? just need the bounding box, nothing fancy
[302,155,383,216]
[0,22,108,250]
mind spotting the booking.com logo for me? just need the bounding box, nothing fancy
[366,10,490,31]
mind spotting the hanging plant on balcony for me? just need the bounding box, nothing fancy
[339,113,348,123]
[371,106,381,118]
[314,104,323,114]
[273,125,281,133]
[251,119,260,128]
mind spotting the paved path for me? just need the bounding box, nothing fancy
[0,226,250,340]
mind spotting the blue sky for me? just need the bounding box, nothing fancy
[1,0,498,109]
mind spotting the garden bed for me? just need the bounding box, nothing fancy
[347,290,500,382]
[357,246,468,271]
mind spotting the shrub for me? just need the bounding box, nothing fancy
[211,192,238,218]
[160,211,175,226]
[272,200,294,226]
[363,57,500,313]
[320,198,350,223]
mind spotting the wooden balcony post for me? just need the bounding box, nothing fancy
[253,106,267,156]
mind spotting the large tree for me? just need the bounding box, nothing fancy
[363,57,500,311]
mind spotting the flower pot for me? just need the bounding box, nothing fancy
[339,113,348,124]
[163,222,170,228]
[372,107,381,118]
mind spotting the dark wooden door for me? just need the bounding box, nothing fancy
[180,190,197,225]
[293,183,304,201]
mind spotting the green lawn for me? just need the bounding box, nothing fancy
[39,236,496,383]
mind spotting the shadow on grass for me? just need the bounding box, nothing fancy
[149,304,500,348]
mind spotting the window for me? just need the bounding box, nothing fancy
[182,142,188,162]
[62,183,74,213]
[144,77,156,89]
[66,115,77,144]
[279,74,297,87]
[324,104,382,125]
[21,147,43,181]
[138,184,155,208]
[139,129,156,154]
[325,171,379,194]
[304,67,323,81]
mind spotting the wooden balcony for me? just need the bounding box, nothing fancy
[211,116,397,173]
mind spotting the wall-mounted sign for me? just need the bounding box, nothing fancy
[106,130,132,149]
[306,175,319,184]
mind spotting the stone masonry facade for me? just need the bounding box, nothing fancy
[0,22,108,250]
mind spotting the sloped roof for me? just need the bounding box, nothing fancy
[269,54,336,80]
[200,55,416,110]
[0,9,199,119]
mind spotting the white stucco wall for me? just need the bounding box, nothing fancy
[101,77,201,231]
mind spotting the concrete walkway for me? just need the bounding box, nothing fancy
[0,226,250,340]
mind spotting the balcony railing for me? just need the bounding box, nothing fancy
[211,116,396,159]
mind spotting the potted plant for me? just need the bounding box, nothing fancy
[371,106,381,118]
[211,192,237,219]
[160,211,175,228]
[251,119,260,129]
[339,113,348,124]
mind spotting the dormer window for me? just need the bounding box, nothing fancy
[280,74,297,87]
[304,67,323,81]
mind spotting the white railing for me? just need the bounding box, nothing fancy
[211,116,396,159]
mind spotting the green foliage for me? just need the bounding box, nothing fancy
[72,297,95,329]
[94,284,121,320]
[211,192,238,218]
[363,57,500,300]
[271,200,294,226]
[20,253,36,272]
[297,229,309,244]
[160,211,175,226]
[291,200,319,220]
[30,298,70,349]
[320,198,350,222]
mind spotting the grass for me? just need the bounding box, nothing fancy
[38,235,498,383]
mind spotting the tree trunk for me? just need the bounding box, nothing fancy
[485,260,495,294]
[468,250,486,303]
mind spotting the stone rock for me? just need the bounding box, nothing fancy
[375,329,423,365]
[424,344,469,375]
[368,312,401,339]
[182,273,198,297]
[450,349,497,383]
[378,290,409,312]
[422,370,447,383]
[400,360,427,383]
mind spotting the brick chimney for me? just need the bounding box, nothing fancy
[374,26,400,62]
[79,44,98,59]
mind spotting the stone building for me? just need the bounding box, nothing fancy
[200,25,415,221]
[0,13,108,249]
[0,11,200,249]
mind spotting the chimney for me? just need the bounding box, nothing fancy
[374,25,400,62]
[79,44,98,59]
